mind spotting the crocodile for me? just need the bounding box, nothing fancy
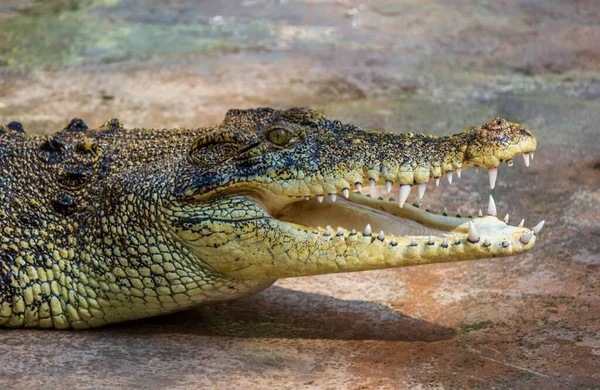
[0,108,543,329]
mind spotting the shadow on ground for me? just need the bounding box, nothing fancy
[109,286,455,342]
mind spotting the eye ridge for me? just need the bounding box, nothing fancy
[266,127,292,146]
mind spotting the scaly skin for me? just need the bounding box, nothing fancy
[0,108,540,329]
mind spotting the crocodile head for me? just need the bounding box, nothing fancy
[170,107,542,280]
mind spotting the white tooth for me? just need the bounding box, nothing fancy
[520,232,533,244]
[323,228,331,236]
[502,240,510,248]
[487,194,497,217]
[385,180,392,193]
[390,236,398,246]
[454,235,461,245]
[441,238,449,248]
[317,195,324,203]
[523,153,530,167]
[337,229,344,236]
[468,221,479,243]
[532,220,545,235]
[507,160,513,167]
[531,152,535,160]
[410,238,417,246]
[355,182,362,193]
[503,214,509,224]
[363,224,372,236]
[518,219,525,227]
[478,209,483,218]
[398,185,412,208]
[428,235,434,245]
[305,196,310,201]
[483,238,491,247]
[456,167,462,178]
[442,207,448,216]
[456,209,462,218]
[369,178,376,188]
[312,229,318,234]
[350,229,357,236]
[417,183,427,200]
[435,177,440,186]
[446,171,453,184]
[330,193,337,202]
[426,204,431,212]
[488,167,498,189]
[377,231,385,241]
[342,188,350,199]
[468,209,474,218]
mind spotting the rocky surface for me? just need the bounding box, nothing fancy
[1,0,599,388]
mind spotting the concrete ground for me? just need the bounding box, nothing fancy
[0,0,599,388]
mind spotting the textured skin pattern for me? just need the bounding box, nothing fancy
[0,108,537,328]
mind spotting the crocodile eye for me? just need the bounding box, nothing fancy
[266,128,292,146]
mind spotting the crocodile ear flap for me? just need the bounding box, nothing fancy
[189,129,245,167]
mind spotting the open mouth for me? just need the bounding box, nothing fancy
[274,152,543,250]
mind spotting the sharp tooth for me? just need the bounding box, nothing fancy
[478,209,483,218]
[446,171,453,184]
[456,209,462,218]
[317,195,324,203]
[305,196,310,201]
[468,209,474,218]
[330,193,337,202]
[389,195,396,202]
[377,231,385,241]
[398,185,411,208]
[441,238,449,248]
[385,180,392,193]
[442,207,448,216]
[456,167,462,178]
[503,214,509,224]
[532,220,545,235]
[355,182,362,193]
[427,235,434,245]
[426,204,431,212]
[312,229,318,234]
[518,219,525,227]
[412,197,420,207]
[410,238,417,246]
[468,221,479,243]
[502,240,510,248]
[336,229,344,236]
[363,224,372,236]
[454,235,461,245]
[324,227,331,236]
[523,153,530,167]
[531,152,535,160]
[488,167,498,189]
[417,183,427,200]
[487,194,497,217]
[520,232,533,244]
[342,188,350,199]
[507,159,513,167]
[483,238,491,247]
[435,177,440,186]
[390,236,398,246]
[369,178,376,188]
[350,229,357,236]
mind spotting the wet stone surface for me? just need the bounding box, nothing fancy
[1,0,599,388]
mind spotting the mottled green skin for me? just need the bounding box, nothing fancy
[0,108,536,328]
